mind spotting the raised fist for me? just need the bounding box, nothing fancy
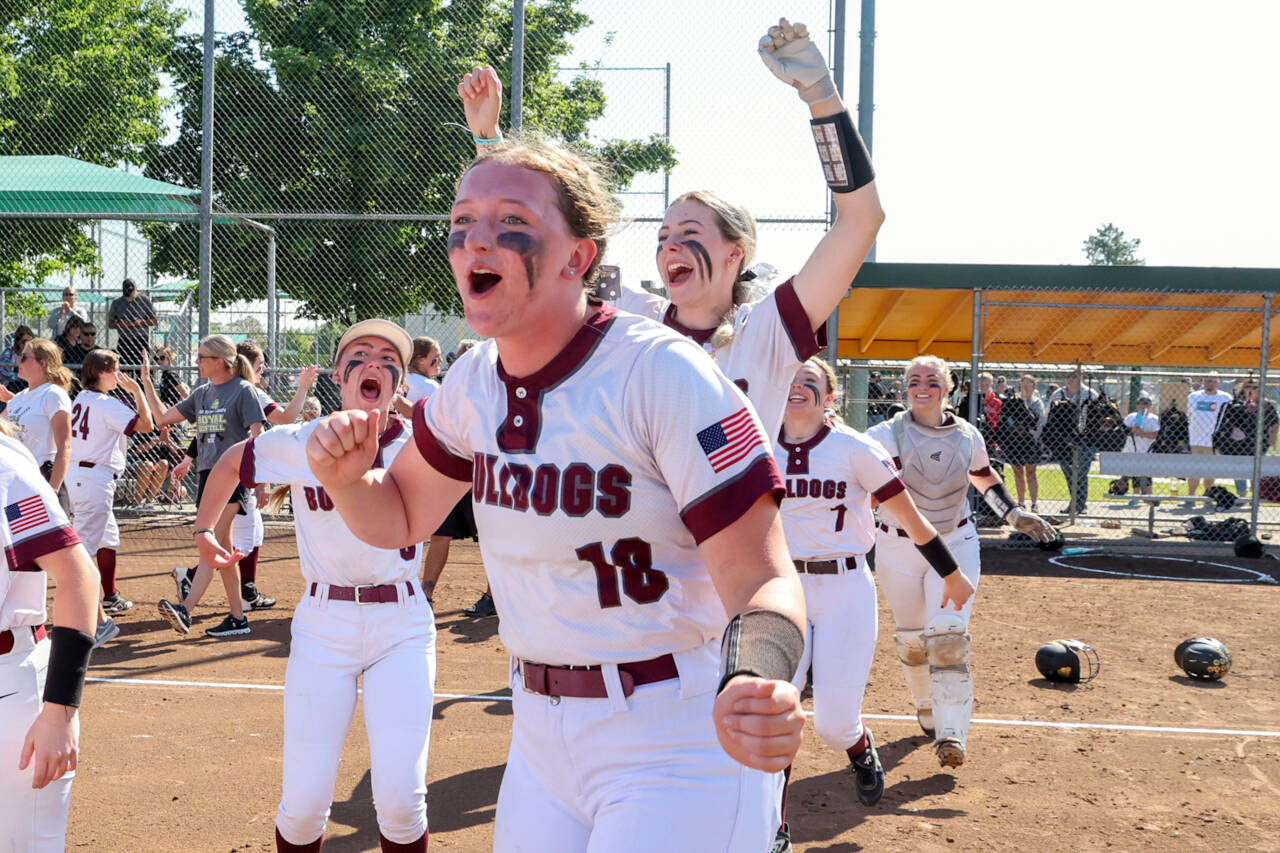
[757,18,837,104]
[459,65,503,142]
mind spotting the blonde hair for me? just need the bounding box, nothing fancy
[25,338,72,390]
[462,135,619,289]
[0,416,14,438]
[904,355,954,394]
[200,335,255,382]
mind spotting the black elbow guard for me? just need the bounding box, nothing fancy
[718,609,805,693]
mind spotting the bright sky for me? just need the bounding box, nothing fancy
[167,0,1280,289]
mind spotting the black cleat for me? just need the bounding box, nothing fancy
[770,823,791,853]
[850,729,885,806]
[463,591,497,618]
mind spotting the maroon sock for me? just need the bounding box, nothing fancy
[379,832,427,852]
[846,729,870,762]
[780,763,792,823]
[96,548,118,597]
[239,547,260,584]
[275,827,322,852]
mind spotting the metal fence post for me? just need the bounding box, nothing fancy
[267,232,278,391]
[510,0,525,133]
[1251,293,1272,534]
[197,0,215,341]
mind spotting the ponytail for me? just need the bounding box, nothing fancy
[232,354,256,383]
[265,484,292,514]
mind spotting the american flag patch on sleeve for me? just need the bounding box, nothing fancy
[6,495,51,536]
[696,408,765,473]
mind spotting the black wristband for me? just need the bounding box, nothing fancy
[915,534,959,578]
[982,481,1017,520]
[718,609,805,694]
[809,111,875,193]
[42,626,94,708]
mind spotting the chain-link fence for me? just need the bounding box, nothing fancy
[836,281,1280,542]
[3,0,837,513]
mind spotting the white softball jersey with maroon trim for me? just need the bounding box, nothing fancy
[615,277,825,440]
[775,421,905,559]
[414,304,784,666]
[253,386,281,420]
[69,389,141,473]
[0,434,80,630]
[239,416,423,586]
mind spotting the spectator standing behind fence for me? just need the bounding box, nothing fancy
[1121,394,1160,495]
[52,317,85,365]
[108,278,157,370]
[996,374,1046,511]
[1185,376,1233,496]
[1046,374,1099,515]
[46,286,87,338]
[867,370,890,426]
[1213,378,1278,498]
[0,325,34,391]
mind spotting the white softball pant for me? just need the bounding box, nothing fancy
[493,644,782,853]
[874,523,982,631]
[231,492,263,553]
[66,466,119,553]
[0,630,75,853]
[275,581,436,846]
[793,554,877,752]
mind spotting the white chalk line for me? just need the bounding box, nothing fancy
[86,676,1280,739]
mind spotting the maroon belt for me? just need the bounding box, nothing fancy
[309,581,414,604]
[77,461,96,468]
[793,557,856,575]
[880,517,968,538]
[0,624,47,655]
[519,653,679,699]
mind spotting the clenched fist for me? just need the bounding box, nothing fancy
[758,17,837,104]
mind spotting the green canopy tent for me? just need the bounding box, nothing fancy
[0,155,278,361]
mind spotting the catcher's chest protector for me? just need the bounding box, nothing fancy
[891,412,975,533]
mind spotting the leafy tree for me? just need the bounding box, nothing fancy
[146,0,677,322]
[0,0,182,291]
[1082,223,1145,266]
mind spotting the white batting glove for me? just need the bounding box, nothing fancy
[757,18,837,104]
[1008,507,1057,543]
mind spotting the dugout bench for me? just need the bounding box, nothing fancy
[1098,452,1280,534]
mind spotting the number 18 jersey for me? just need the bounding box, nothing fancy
[414,304,783,666]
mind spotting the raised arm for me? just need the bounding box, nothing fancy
[48,408,71,492]
[116,371,153,434]
[270,365,318,424]
[306,408,468,548]
[139,351,186,427]
[459,65,503,155]
[758,18,885,331]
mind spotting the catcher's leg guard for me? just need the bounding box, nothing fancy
[893,628,933,736]
[923,613,972,768]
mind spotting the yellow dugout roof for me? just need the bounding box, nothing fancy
[837,263,1280,369]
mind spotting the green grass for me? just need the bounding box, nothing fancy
[995,463,1249,505]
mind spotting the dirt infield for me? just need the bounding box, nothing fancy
[64,519,1280,852]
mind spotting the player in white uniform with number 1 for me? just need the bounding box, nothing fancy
[867,356,1056,769]
[196,320,433,852]
[775,357,964,822]
[307,134,809,851]
[67,350,154,645]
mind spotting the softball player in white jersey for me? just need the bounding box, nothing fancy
[307,138,809,852]
[867,356,1056,768]
[459,16,883,441]
[196,320,433,853]
[0,339,74,516]
[67,351,154,620]
[0,428,99,853]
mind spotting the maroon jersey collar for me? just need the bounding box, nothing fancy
[662,303,717,346]
[496,302,618,391]
[778,420,832,476]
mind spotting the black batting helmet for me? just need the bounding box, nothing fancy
[1035,639,1100,683]
[1174,637,1231,680]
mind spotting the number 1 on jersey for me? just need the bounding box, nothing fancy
[576,538,669,608]
[830,503,848,532]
